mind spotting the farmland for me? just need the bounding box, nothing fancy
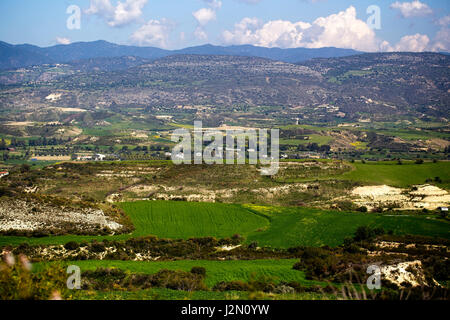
[0,49,448,302]
[340,162,450,188]
[245,205,450,248]
[2,200,448,249]
[118,201,269,240]
[35,259,320,288]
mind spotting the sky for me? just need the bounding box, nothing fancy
[0,0,449,52]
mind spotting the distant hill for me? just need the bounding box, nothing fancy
[0,41,53,70]
[0,40,361,70]
[2,53,447,123]
[172,44,360,63]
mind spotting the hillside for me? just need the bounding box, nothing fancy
[0,40,361,70]
[1,52,448,123]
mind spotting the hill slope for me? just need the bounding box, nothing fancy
[0,53,448,123]
[0,40,361,70]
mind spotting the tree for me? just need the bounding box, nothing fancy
[0,139,6,150]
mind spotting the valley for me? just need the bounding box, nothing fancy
[0,42,448,302]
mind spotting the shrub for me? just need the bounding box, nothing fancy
[357,206,368,213]
[90,241,106,253]
[0,254,71,300]
[274,284,295,295]
[190,267,207,278]
[354,226,385,242]
[64,241,79,251]
[231,234,243,244]
[149,269,207,291]
[213,281,250,292]
[248,241,258,249]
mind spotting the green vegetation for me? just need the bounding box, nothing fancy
[280,135,333,146]
[328,69,374,84]
[118,201,269,239]
[341,162,450,188]
[3,200,448,249]
[245,205,449,248]
[0,201,268,247]
[76,288,326,300]
[35,259,321,288]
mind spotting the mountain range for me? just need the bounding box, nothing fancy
[0,40,361,70]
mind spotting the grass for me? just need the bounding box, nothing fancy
[118,201,269,239]
[75,288,328,300]
[274,161,450,188]
[33,259,332,300]
[1,200,448,248]
[280,135,333,146]
[77,288,246,300]
[341,162,450,188]
[0,201,269,247]
[35,259,321,289]
[245,206,450,248]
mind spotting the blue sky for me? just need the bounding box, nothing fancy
[0,0,448,51]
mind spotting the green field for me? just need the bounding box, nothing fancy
[341,162,450,188]
[0,201,269,247]
[33,259,330,300]
[35,259,321,288]
[119,201,269,239]
[2,201,448,248]
[245,206,450,248]
[280,135,333,146]
[76,288,326,300]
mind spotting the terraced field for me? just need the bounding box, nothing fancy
[118,201,269,239]
[1,200,448,248]
[340,162,450,188]
[245,206,450,248]
[0,201,269,246]
[35,259,322,288]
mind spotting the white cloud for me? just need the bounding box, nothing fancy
[86,0,148,27]
[390,1,433,18]
[222,6,385,52]
[236,0,261,4]
[437,15,450,27]
[192,1,222,40]
[203,0,222,9]
[85,0,114,16]
[391,33,430,51]
[194,27,208,41]
[193,8,217,26]
[130,19,174,48]
[56,37,71,45]
[427,15,450,52]
[430,28,450,52]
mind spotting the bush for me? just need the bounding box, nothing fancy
[354,226,385,242]
[64,241,79,251]
[274,284,295,295]
[149,269,207,291]
[213,281,250,292]
[248,241,258,249]
[357,206,368,213]
[0,254,71,300]
[190,266,207,278]
[90,241,106,253]
[231,234,243,244]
